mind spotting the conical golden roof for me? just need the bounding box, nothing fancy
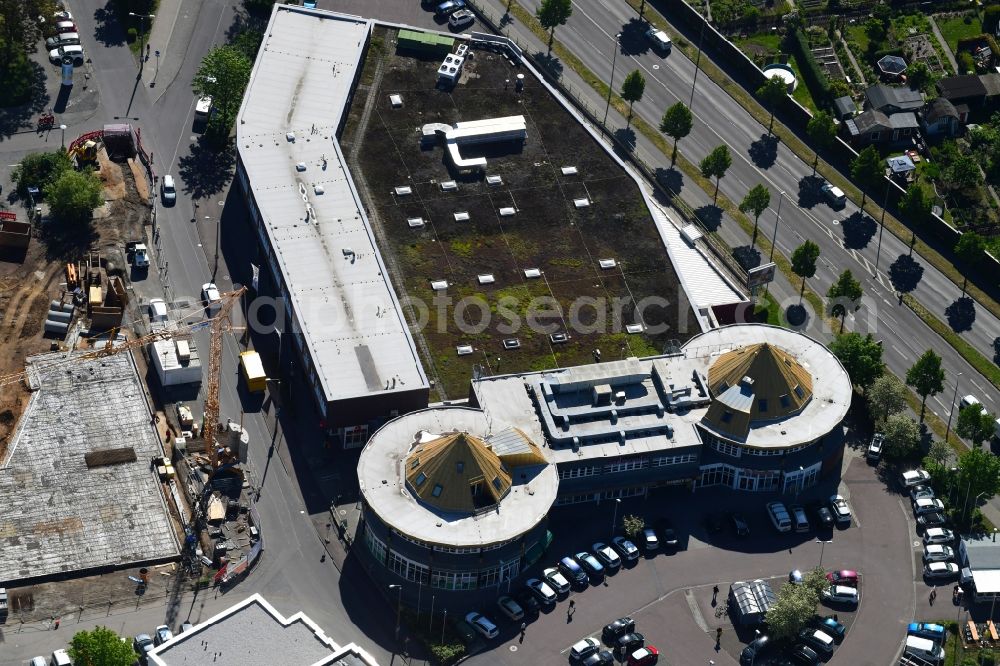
[702,343,813,438]
[404,432,512,514]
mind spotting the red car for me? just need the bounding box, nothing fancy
[54,20,78,34]
[826,570,859,586]
[627,646,659,666]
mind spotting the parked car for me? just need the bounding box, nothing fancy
[627,646,659,666]
[789,644,820,665]
[525,578,557,605]
[592,542,622,569]
[513,587,541,613]
[154,624,174,646]
[29,658,46,666]
[644,27,671,52]
[820,182,847,209]
[923,527,956,546]
[641,527,659,551]
[788,569,805,584]
[48,43,84,64]
[448,8,475,29]
[465,612,498,639]
[133,634,155,662]
[739,634,770,665]
[829,495,852,525]
[704,512,724,534]
[923,544,956,563]
[813,616,846,642]
[655,518,678,548]
[910,485,935,502]
[559,556,588,586]
[149,298,168,322]
[602,617,636,644]
[809,501,834,528]
[913,498,946,515]
[162,174,177,205]
[923,561,960,579]
[570,637,601,662]
[46,31,79,49]
[201,282,222,313]
[616,632,645,656]
[825,570,858,587]
[822,585,859,605]
[960,394,986,414]
[917,511,948,529]
[730,512,750,537]
[54,20,77,33]
[543,566,571,594]
[576,551,605,577]
[901,469,931,487]
[612,536,640,561]
[434,0,466,16]
[797,627,835,656]
[907,622,947,643]
[180,622,194,633]
[790,504,810,532]
[581,650,615,666]
[767,501,792,532]
[866,433,884,461]
[497,595,524,621]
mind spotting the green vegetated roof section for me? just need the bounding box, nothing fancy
[398,29,455,51]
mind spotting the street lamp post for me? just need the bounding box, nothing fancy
[945,372,963,443]
[128,12,155,70]
[768,191,786,264]
[603,33,622,127]
[59,124,66,149]
[874,177,890,273]
[388,584,403,642]
[688,19,707,111]
[610,498,621,540]
[816,539,833,569]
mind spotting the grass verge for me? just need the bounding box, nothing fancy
[620,0,1000,325]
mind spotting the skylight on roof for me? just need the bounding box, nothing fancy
[415,472,427,486]
[432,484,443,497]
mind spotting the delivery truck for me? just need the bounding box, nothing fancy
[239,351,267,393]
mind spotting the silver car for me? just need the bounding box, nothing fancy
[923,544,955,563]
[923,527,955,545]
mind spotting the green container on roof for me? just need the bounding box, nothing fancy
[397,29,455,55]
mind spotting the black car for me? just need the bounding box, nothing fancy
[513,588,540,614]
[602,617,636,644]
[789,644,820,665]
[704,513,724,534]
[581,650,615,666]
[739,634,770,666]
[811,615,846,643]
[917,512,949,529]
[730,512,750,537]
[655,518,678,548]
[809,502,834,527]
[615,632,645,655]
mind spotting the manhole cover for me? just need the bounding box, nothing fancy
[832,219,839,225]
[339,509,347,516]
[509,645,518,652]
[218,201,224,206]
[190,135,197,141]
[652,64,660,70]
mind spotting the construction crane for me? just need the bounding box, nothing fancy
[0,287,248,470]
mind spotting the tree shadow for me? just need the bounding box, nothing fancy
[654,166,683,195]
[786,303,809,327]
[733,245,762,270]
[993,337,1000,365]
[888,253,924,294]
[695,204,722,232]
[93,0,127,47]
[619,18,652,57]
[0,62,50,139]
[797,174,824,209]
[177,137,236,200]
[532,51,563,79]
[945,296,976,333]
[613,126,636,153]
[840,211,876,249]
[40,218,99,262]
[747,133,778,169]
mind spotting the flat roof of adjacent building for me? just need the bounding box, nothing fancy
[0,351,179,585]
[237,6,427,407]
[358,407,557,547]
[149,593,380,666]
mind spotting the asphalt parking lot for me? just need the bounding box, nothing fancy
[463,448,916,666]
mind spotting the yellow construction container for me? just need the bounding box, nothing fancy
[239,351,267,393]
[88,286,102,306]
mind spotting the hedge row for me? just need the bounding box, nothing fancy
[784,29,831,105]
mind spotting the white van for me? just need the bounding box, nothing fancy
[51,649,73,666]
[767,501,792,532]
[904,635,944,662]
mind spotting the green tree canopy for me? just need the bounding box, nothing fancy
[757,74,788,135]
[12,149,73,198]
[806,111,837,175]
[536,0,573,52]
[47,169,104,225]
[193,44,253,139]
[867,374,908,427]
[883,413,921,460]
[700,145,732,203]
[899,183,932,227]
[906,61,935,93]
[739,184,771,245]
[620,69,646,127]
[906,350,945,422]
[957,404,996,446]
[925,440,953,468]
[660,102,693,166]
[955,231,987,268]
[957,447,1000,515]
[790,240,820,300]
[947,154,984,190]
[830,332,884,392]
[850,146,883,209]
[765,574,820,640]
[69,626,138,666]
[622,514,645,538]
[826,269,862,332]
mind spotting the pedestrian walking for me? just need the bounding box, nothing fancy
[519,622,526,643]
[930,586,937,604]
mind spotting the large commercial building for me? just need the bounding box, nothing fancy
[355,324,851,606]
[235,6,428,446]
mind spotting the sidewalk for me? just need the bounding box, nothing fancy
[140,0,198,101]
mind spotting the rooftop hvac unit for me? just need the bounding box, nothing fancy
[573,198,590,208]
[499,207,516,216]
[456,345,474,355]
[561,166,578,175]
[486,175,503,186]
[523,268,541,278]
[176,339,191,362]
[454,211,470,221]
[440,180,458,191]
[389,94,403,108]
[599,258,617,269]
[477,274,495,285]
[431,280,449,291]
[394,185,412,196]
[503,338,521,349]
[407,217,425,228]
[626,323,644,334]
[296,162,307,172]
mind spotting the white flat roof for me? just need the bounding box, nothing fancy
[237,6,427,405]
